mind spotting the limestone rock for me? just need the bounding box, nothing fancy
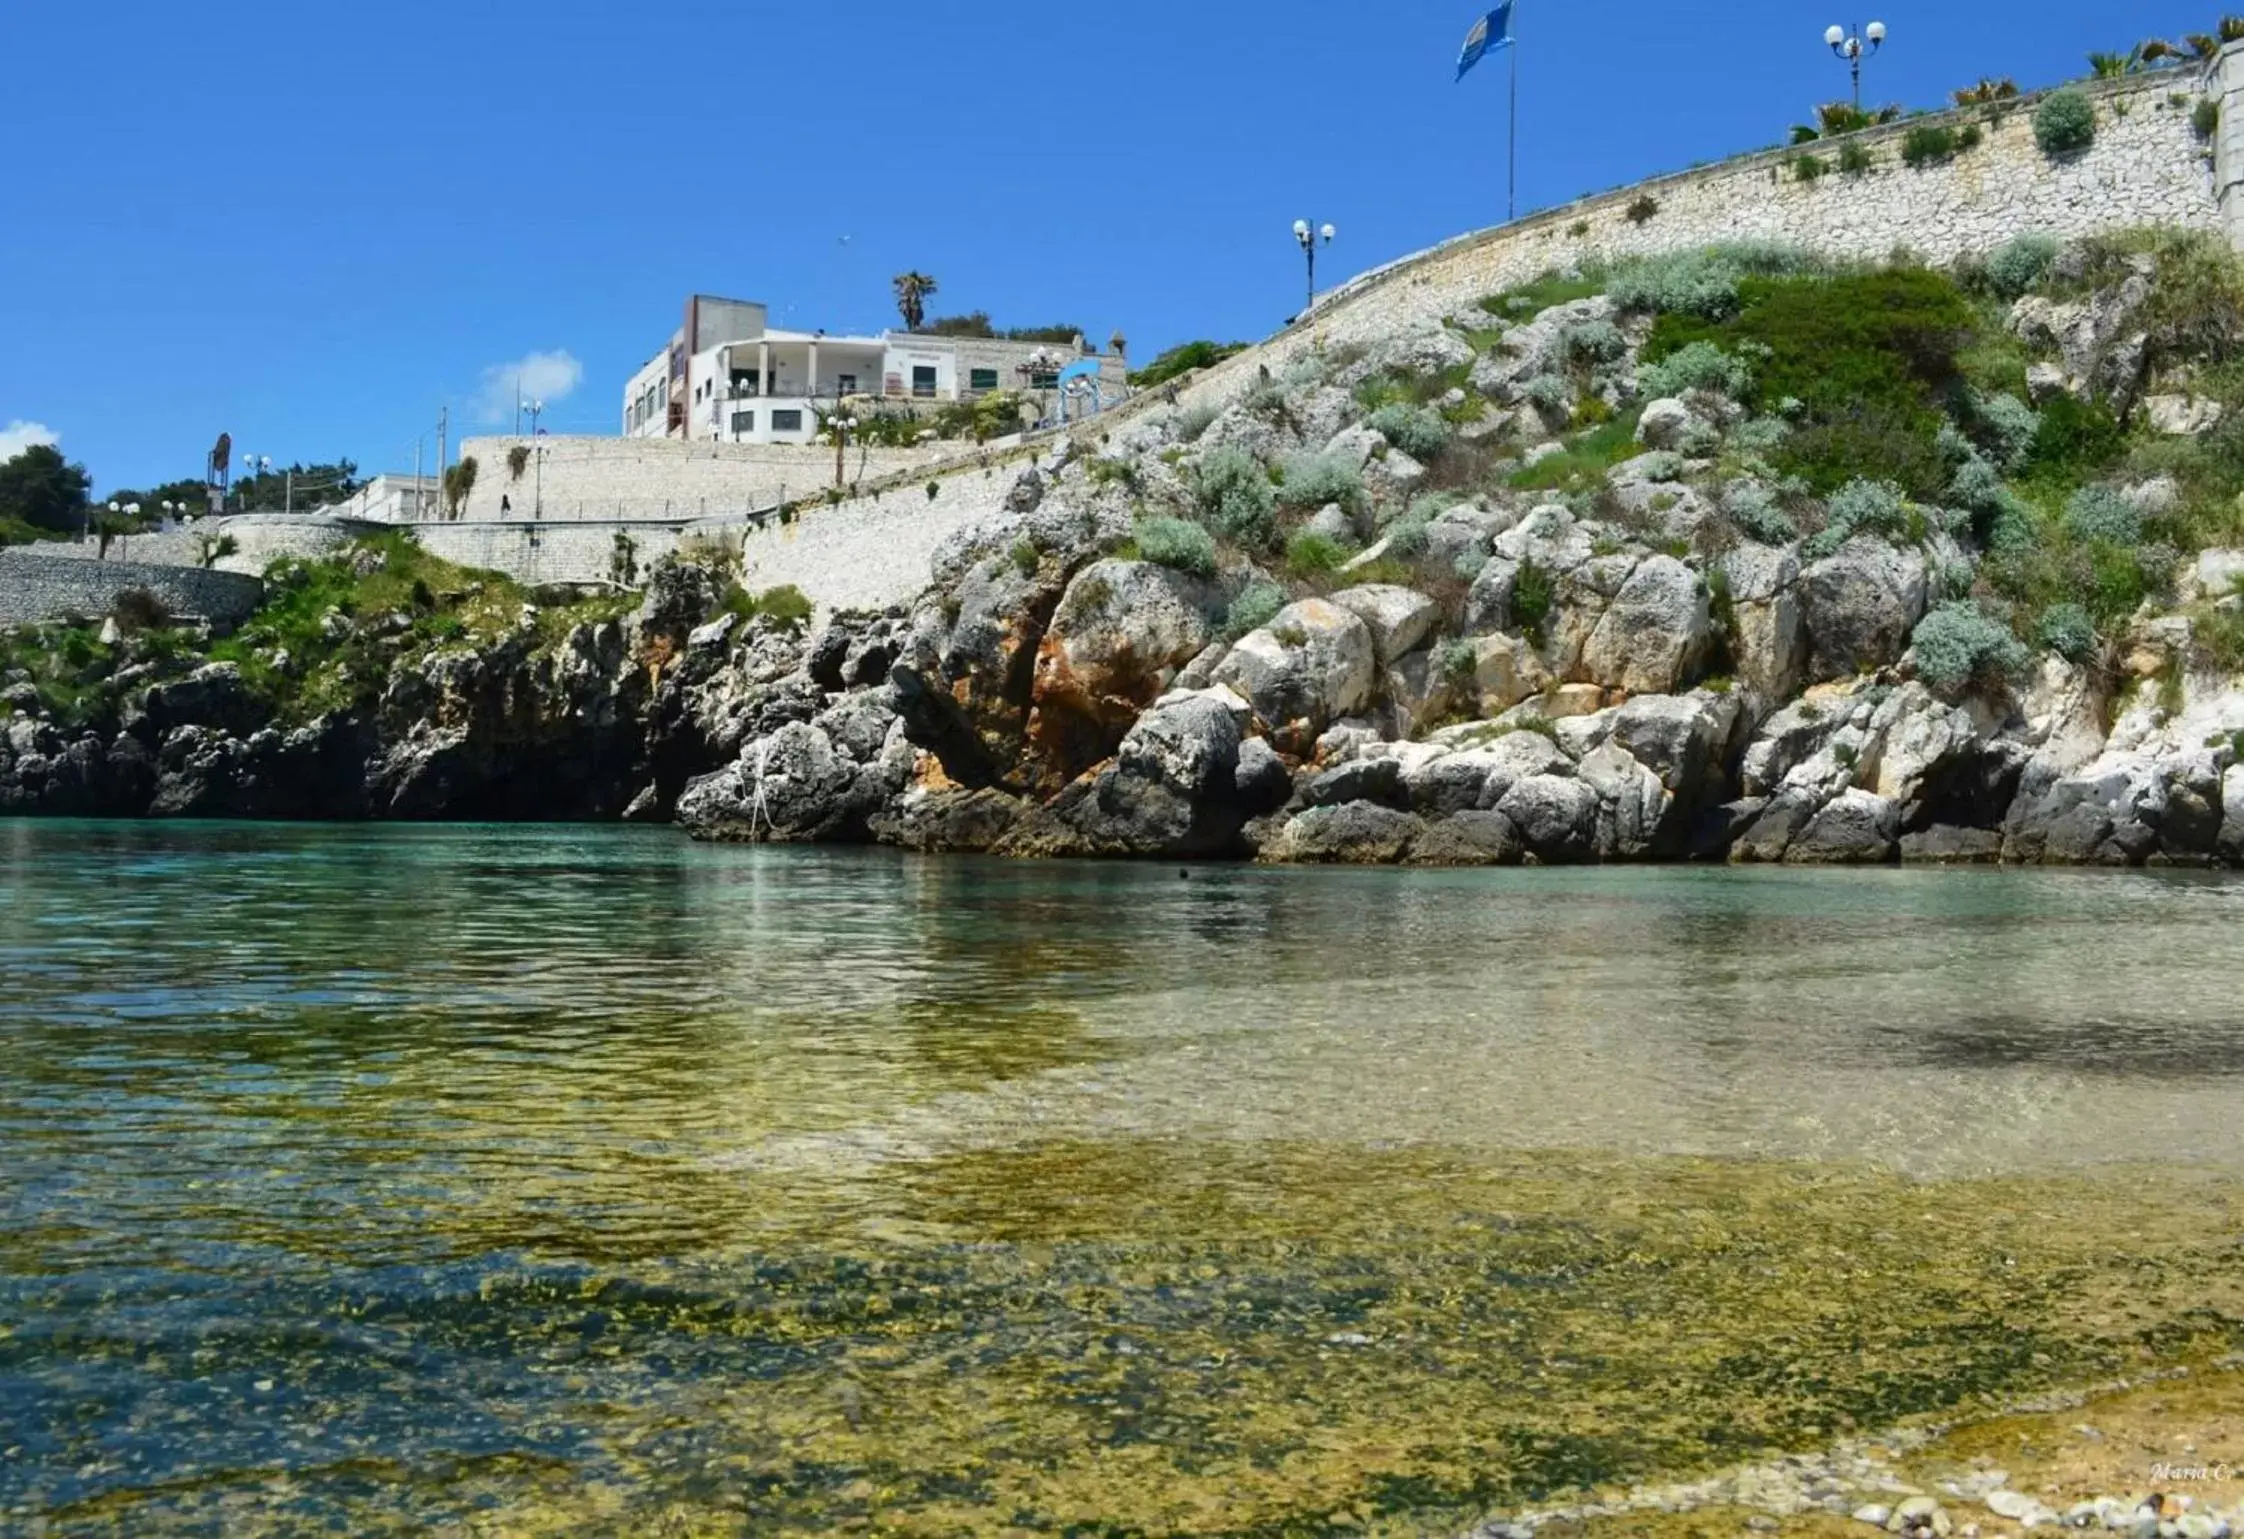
[1406,810,1525,866]
[1498,773,1598,863]
[1799,540,1928,683]
[1262,801,1425,864]
[1027,559,1225,784]
[1211,598,1378,754]
[1577,556,1710,695]
[1328,584,1439,666]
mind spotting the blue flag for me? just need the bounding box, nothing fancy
[1456,3,1514,81]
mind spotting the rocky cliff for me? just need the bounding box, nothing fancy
[11,230,2244,867]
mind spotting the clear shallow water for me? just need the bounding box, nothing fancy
[3,823,2244,1534]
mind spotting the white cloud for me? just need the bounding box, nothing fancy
[473,350,585,427]
[0,420,59,460]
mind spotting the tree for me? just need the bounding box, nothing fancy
[0,443,92,535]
[1951,77,2020,106]
[893,272,939,331]
[1127,340,1249,390]
[442,457,477,520]
[2087,50,2134,78]
[233,459,362,513]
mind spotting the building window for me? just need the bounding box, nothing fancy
[969,368,999,393]
[1029,371,1059,390]
[836,373,858,396]
[731,411,756,435]
[912,365,938,399]
[771,409,804,432]
[731,369,760,398]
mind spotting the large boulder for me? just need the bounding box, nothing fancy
[1328,584,1440,667]
[1211,599,1377,755]
[1026,559,1225,786]
[141,662,264,738]
[677,718,908,843]
[1576,556,1710,695]
[1799,540,1928,683]
[1718,544,1806,699]
[1406,810,1525,866]
[999,691,1246,859]
[1497,773,1598,863]
[1262,802,1425,864]
[1784,788,1900,864]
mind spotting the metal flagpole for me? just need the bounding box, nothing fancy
[1508,11,1519,222]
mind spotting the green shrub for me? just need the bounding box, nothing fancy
[2064,485,2141,545]
[1274,451,1365,511]
[1912,602,2031,691]
[1559,318,1628,365]
[2036,601,2096,660]
[1136,517,1219,577]
[1985,234,2060,300]
[1638,340,1753,401]
[2026,394,2125,486]
[2195,98,2221,139]
[1725,482,1800,544]
[1900,123,1959,167]
[2034,90,2096,156]
[1507,416,1646,492]
[1196,446,1278,547]
[1838,140,1875,175]
[1285,530,1350,578]
[1225,580,1286,639]
[1512,556,1556,642]
[1476,267,1610,324]
[1626,195,1660,225]
[1792,154,1830,184]
[1437,637,1479,683]
[1365,403,1452,461]
[1607,242,1816,322]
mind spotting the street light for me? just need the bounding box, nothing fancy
[1825,20,1887,112]
[1293,219,1337,319]
[525,398,545,436]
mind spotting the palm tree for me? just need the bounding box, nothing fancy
[2087,50,2133,78]
[892,272,938,332]
[2223,16,2244,45]
[2186,33,2222,59]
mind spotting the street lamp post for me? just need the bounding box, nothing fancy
[237,455,272,513]
[98,500,141,556]
[1824,21,1887,112]
[525,398,545,437]
[1292,220,1337,319]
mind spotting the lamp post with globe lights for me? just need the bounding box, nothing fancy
[1293,220,1336,319]
[1825,21,1886,113]
[97,500,141,556]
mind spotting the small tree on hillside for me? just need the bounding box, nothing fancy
[442,457,478,520]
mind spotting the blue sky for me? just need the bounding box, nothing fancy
[0,0,2220,492]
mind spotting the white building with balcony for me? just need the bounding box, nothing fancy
[622,294,1129,447]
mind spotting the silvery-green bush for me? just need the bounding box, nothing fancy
[1912,602,2031,691]
[1608,242,1817,321]
[1225,580,1286,639]
[1976,392,2041,471]
[1134,517,1218,577]
[1725,481,1800,545]
[1985,235,2060,300]
[1365,403,1452,461]
[1559,318,1628,365]
[1638,341,1754,401]
[1196,446,1278,547]
[1521,374,1571,412]
[2036,601,2096,661]
[2065,485,2140,545]
[1275,451,1365,511]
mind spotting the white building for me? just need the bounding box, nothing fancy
[623,294,1130,447]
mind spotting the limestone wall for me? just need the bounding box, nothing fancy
[1181,70,2223,407]
[444,435,960,524]
[0,551,263,629]
[716,462,1022,613]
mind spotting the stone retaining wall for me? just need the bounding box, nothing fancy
[445,435,961,524]
[1181,69,2224,407]
[0,551,263,629]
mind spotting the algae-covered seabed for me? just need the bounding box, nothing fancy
[7,829,2244,1534]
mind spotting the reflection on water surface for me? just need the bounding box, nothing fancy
[3,823,2242,1533]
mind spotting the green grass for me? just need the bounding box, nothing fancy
[1509,414,1646,493]
[1476,266,1609,325]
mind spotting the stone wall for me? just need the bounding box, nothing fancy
[29,515,365,576]
[444,435,960,524]
[0,551,263,629]
[1181,70,2223,407]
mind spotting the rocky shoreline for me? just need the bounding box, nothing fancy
[10,235,2244,865]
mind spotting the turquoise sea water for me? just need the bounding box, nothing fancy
[4,822,2244,1534]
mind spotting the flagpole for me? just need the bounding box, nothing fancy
[1508,18,1519,222]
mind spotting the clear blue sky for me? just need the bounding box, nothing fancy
[0,0,2219,492]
